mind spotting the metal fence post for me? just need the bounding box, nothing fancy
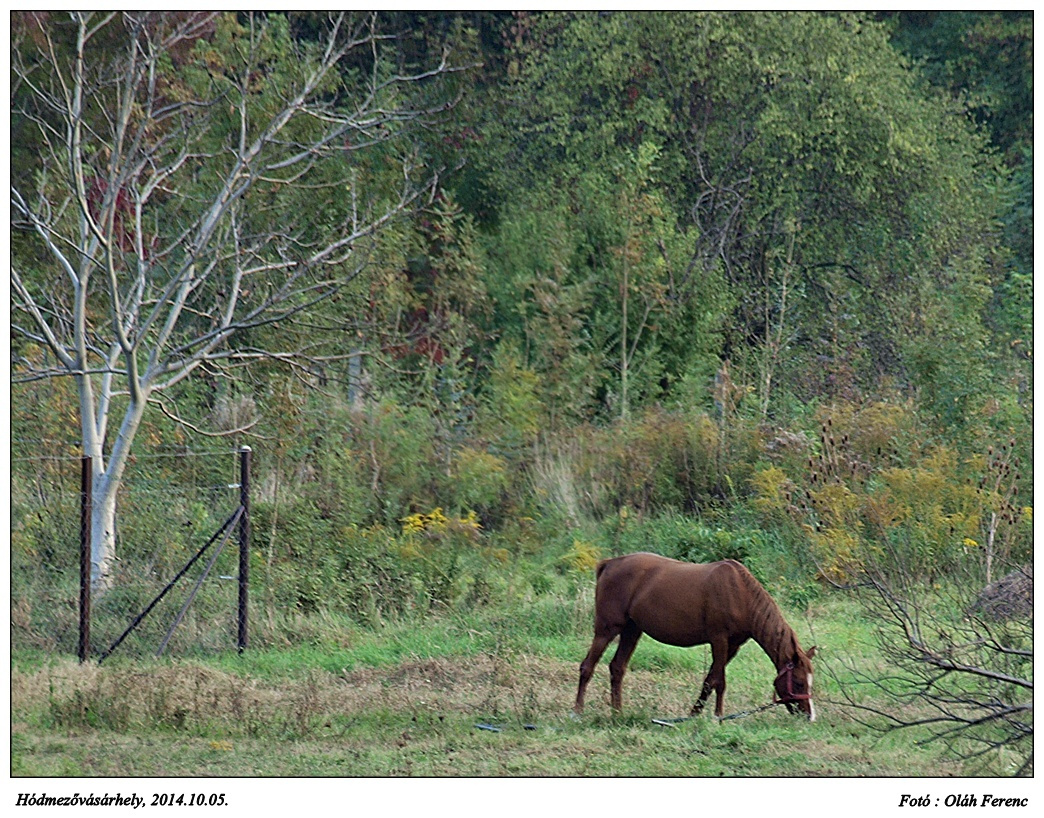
[79,456,92,663]
[238,446,251,653]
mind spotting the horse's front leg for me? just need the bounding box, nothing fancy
[690,671,722,717]
[691,638,731,717]
[689,681,712,717]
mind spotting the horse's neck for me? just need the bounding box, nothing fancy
[748,592,797,670]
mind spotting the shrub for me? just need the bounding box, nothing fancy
[559,538,602,574]
[813,399,919,469]
[398,507,511,611]
[871,448,981,580]
[749,465,792,521]
[477,342,543,455]
[605,509,766,574]
[450,446,510,521]
[686,412,724,502]
[352,399,442,525]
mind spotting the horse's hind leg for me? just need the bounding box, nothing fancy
[575,629,616,714]
[609,621,642,711]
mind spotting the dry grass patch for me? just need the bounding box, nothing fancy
[12,643,971,777]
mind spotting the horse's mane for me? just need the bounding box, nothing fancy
[726,560,803,667]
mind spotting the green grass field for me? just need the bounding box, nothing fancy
[10,594,987,778]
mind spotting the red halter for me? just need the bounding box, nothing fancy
[773,662,811,704]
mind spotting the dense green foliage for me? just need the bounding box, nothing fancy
[11,11,1032,775]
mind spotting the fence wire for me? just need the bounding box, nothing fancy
[11,447,247,660]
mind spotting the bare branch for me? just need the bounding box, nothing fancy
[828,560,1033,775]
[149,393,259,438]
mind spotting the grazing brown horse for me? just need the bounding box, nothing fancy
[575,553,817,720]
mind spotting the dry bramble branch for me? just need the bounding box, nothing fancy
[830,563,1032,776]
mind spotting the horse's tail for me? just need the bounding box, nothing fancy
[595,558,612,581]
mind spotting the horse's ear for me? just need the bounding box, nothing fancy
[806,646,817,660]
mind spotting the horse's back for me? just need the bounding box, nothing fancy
[594,553,749,646]
[596,552,738,587]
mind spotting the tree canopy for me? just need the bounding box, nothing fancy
[470,12,1015,426]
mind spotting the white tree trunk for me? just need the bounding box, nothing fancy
[84,388,149,592]
[90,477,118,592]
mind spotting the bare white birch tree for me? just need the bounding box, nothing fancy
[11,11,460,590]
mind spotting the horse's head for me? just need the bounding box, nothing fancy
[774,646,816,721]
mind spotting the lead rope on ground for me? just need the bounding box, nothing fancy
[651,700,783,727]
[716,701,783,721]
